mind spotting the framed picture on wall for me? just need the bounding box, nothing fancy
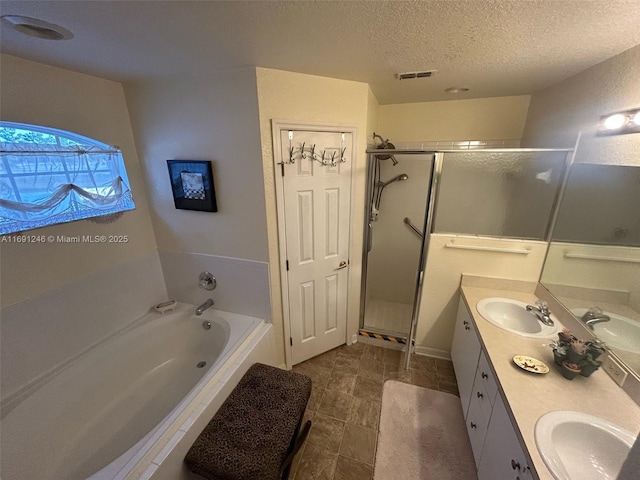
[166,160,218,212]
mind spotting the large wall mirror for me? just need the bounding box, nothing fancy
[541,162,640,378]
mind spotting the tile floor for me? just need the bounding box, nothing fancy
[289,342,459,480]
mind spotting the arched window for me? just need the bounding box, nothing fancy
[0,122,135,234]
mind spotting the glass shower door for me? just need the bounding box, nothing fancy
[361,153,434,338]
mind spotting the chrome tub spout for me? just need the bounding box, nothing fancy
[195,299,214,316]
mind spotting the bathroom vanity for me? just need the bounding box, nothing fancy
[452,276,640,480]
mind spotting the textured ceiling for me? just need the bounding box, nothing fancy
[1,0,640,104]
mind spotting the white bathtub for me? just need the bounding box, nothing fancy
[0,303,262,480]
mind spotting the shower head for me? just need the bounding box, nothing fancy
[379,173,409,187]
[373,132,397,164]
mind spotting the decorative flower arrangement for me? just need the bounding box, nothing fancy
[550,329,606,380]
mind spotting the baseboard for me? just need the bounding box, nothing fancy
[414,346,451,361]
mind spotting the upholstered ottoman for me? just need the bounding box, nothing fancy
[184,363,312,480]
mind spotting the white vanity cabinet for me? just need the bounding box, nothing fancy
[451,298,482,418]
[452,298,534,479]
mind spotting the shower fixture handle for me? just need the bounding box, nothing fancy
[335,260,348,270]
[199,272,216,290]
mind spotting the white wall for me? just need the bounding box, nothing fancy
[124,70,268,261]
[256,67,372,365]
[0,54,158,308]
[522,44,640,166]
[124,71,272,329]
[0,54,165,397]
[366,87,380,144]
[377,95,531,143]
[415,235,548,357]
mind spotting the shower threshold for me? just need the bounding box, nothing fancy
[359,328,407,345]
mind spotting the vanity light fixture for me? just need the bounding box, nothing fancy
[597,107,640,136]
[0,15,73,40]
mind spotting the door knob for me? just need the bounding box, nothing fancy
[335,260,348,270]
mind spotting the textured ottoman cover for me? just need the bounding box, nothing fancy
[184,363,312,480]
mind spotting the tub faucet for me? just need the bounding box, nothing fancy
[526,300,554,326]
[195,299,214,316]
[581,307,610,330]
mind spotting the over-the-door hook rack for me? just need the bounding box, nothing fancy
[282,131,348,167]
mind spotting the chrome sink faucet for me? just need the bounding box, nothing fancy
[526,300,555,326]
[581,306,610,330]
[195,298,214,316]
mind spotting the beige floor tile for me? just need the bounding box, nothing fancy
[383,363,412,383]
[347,397,380,430]
[339,424,377,465]
[438,378,460,396]
[295,363,333,389]
[382,348,404,365]
[307,350,337,369]
[307,385,323,412]
[358,359,384,381]
[411,353,437,372]
[334,352,361,375]
[327,370,357,394]
[295,443,338,480]
[289,442,306,479]
[435,358,456,377]
[318,389,353,421]
[410,369,439,389]
[362,344,386,362]
[335,342,366,357]
[307,413,345,453]
[353,376,383,403]
[334,455,373,480]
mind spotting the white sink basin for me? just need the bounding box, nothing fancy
[571,308,640,354]
[476,297,559,338]
[535,411,636,480]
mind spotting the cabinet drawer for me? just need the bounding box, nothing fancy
[476,350,498,406]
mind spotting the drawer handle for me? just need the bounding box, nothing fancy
[481,372,488,379]
[476,391,483,399]
[463,320,469,325]
[470,422,477,429]
[464,325,470,331]
[511,459,521,471]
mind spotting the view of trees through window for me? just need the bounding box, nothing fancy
[0,126,84,147]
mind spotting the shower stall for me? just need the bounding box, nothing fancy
[360,147,573,366]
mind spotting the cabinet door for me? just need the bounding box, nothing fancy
[477,394,534,480]
[451,297,482,418]
[466,389,490,467]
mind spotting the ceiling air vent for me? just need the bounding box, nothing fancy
[396,70,437,80]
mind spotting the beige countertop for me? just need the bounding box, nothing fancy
[460,281,640,480]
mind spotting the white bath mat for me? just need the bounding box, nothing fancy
[374,380,477,480]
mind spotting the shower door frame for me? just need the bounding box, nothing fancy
[359,151,437,359]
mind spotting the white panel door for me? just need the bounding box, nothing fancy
[279,129,352,365]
